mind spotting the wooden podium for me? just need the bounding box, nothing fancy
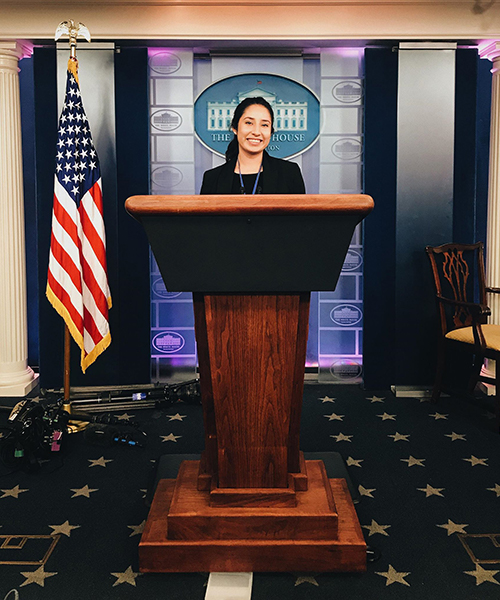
[125,193,374,573]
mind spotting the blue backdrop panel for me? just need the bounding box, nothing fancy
[34,47,150,388]
[19,56,38,368]
[363,48,398,390]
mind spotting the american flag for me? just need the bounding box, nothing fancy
[46,58,111,373]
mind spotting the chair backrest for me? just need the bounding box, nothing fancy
[426,242,487,335]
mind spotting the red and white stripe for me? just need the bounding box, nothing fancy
[47,175,111,372]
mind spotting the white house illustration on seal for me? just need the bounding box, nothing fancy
[207,87,308,132]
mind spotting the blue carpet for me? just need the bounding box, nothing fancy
[0,384,499,599]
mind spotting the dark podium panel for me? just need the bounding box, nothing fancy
[126,193,374,573]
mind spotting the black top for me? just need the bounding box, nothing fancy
[231,172,261,195]
[200,151,306,195]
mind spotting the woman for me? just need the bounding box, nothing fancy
[200,96,306,195]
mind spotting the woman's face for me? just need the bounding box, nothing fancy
[232,104,272,157]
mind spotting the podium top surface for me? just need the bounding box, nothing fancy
[126,194,374,217]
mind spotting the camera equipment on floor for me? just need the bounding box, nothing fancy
[0,398,69,470]
[42,378,202,412]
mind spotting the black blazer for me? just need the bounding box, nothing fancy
[200,151,306,195]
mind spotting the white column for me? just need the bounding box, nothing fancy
[0,40,38,397]
[481,42,500,321]
[479,41,500,392]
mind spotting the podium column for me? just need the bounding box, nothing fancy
[0,40,38,397]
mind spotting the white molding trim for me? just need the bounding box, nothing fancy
[2,2,500,42]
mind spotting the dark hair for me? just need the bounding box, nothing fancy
[225,97,275,161]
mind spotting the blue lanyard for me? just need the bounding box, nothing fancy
[237,159,263,195]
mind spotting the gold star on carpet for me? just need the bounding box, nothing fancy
[346,456,363,467]
[464,564,500,586]
[445,432,466,441]
[49,520,81,537]
[111,566,141,587]
[487,483,500,497]
[1,485,28,499]
[319,396,335,403]
[20,565,57,587]
[376,564,410,586]
[436,520,468,535]
[417,484,445,497]
[139,489,147,498]
[167,413,187,421]
[377,412,396,421]
[367,395,385,403]
[358,485,376,498]
[463,456,488,467]
[128,520,146,537]
[294,575,319,586]
[363,519,390,536]
[88,456,113,468]
[401,456,425,467]
[388,432,410,442]
[116,413,134,421]
[430,412,448,420]
[324,412,344,421]
[161,433,181,442]
[70,485,98,498]
[330,433,353,442]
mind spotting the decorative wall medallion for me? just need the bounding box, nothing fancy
[194,73,320,159]
[151,166,183,188]
[149,52,182,75]
[152,331,186,354]
[151,109,183,132]
[332,81,363,103]
[332,138,362,160]
[342,249,363,272]
[330,304,363,327]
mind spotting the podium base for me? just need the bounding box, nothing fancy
[139,459,366,573]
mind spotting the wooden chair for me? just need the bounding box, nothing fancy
[426,242,500,431]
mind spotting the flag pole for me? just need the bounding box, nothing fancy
[63,325,71,411]
[55,20,91,413]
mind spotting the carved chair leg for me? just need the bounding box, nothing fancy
[432,341,446,404]
[468,354,484,395]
